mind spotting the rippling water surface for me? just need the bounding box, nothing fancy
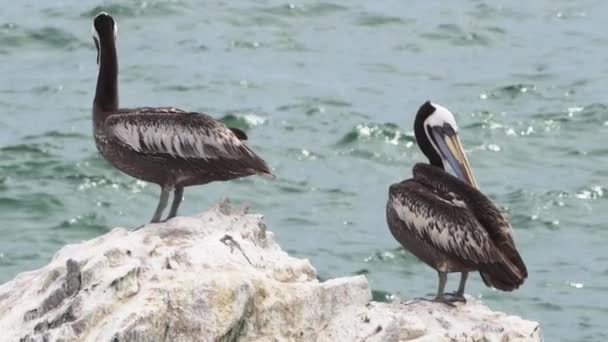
[1,1,608,340]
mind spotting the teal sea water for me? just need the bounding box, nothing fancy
[1,1,607,340]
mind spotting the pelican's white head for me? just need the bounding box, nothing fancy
[414,101,478,188]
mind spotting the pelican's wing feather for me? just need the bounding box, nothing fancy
[104,110,271,175]
[412,163,528,279]
[388,179,500,264]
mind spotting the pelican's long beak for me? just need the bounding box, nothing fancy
[430,125,479,189]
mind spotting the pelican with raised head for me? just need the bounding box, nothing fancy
[386,101,527,304]
[91,12,273,224]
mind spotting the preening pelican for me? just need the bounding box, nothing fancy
[386,101,527,304]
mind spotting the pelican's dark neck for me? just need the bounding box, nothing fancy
[414,111,443,169]
[94,37,118,112]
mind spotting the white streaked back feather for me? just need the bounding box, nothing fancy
[389,184,499,264]
[107,113,251,160]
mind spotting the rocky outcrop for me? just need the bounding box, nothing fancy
[0,202,542,341]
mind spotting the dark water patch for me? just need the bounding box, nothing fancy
[467,3,530,20]
[0,143,75,180]
[421,24,491,46]
[394,43,422,53]
[586,148,608,157]
[0,144,61,177]
[221,13,288,28]
[76,152,119,169]
[484,26,507,34]
[371,289,397,302]
[0,143,54,157]
[364,63,442,80]
[532,111,576,123]
[230,40,263,49]
[31,85,66,94]
[272,177,310,194]
[0,26,82,51]
[176,38,198,48]
[208,79,263,90]
[40,7,69,18]
[271,36,309,52]
[219,111,268,131]
[0,251,41,266]
[462,110,501,130]
[569,103,607,125]
[69,173,142,193]
[534,301,564,311]
[487,84,538,99]
[0,193,63,215]
[0,22,20,49]
[335,148,406,165]
[354,268,369,275]
[319,196,353,210]
[74,175,116,191]
[511,72,555,82]
[342,149,375,161]
[553,10,588,21]
[277,184,306,194]
[285,148,324,161]
[28,27,81,49]
[363,248,413,264]
[356,13,406,27]
[281,216,317,226]
[2,160,66,180]
[316,98,351,107]
[574,185,605,201]
[52,212,107,232]
[81,1,185,18]
[361,63,404,76]
[532,103,607,128]
[336,122,415,147]
[161,84,208,92]
[277,97,351,115]
[23,131,87,141]
[319,187,355,196]
[504,189,569,230]
[0,253,14,267]
[258,3,348,18]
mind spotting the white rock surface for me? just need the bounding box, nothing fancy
[0,202,542,342]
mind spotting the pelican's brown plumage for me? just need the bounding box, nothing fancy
[91,12,272,223]
[386,101,527,304]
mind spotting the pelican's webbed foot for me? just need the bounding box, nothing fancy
[444,292,467,303]
[405,296,459,307]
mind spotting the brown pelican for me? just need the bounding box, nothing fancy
[386,101,527,304]
[91,12,273,223]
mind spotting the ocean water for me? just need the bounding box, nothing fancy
[1,1,607,340]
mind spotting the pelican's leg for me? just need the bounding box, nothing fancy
[446,272,468,303]
[456,272,468,297]
[405,272,461,307]
[409,272,448,302]
[435,271,448,300]
[150,186,171,223]
[166,186,184,220]
[431,272,460,307]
